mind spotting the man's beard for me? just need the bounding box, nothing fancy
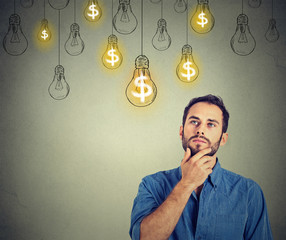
[182,131,223,157]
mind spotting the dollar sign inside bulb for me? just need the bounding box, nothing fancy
[113,0,138,35]
[49,65,70,100]
[37,19,52,42]
[65,23,85,56]
[248,0,261,8]
[48,0,70,10]
[20,0,34,8]
[190,0,214,34]
[174,0,187,13]
[265,19,279,42]
[102,34,123,69]
[3,14,28,56]
[176,44,199,83]
[84,0,102,22]
[152,19,171,51]
[126,55,157,107]
[230,14,256,56]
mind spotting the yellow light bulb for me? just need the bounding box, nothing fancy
[126,55,157,107]
[190,0,214,34]
[102,34,123,69]
[176,44,199,83]
[37,19,52,42]
[84,0,102,22]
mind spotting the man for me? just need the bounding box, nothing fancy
[129,95,273,240]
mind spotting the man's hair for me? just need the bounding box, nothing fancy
[182,94,230,133]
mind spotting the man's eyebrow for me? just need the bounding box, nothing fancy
[208,119,220,125]
[188,115,200,120]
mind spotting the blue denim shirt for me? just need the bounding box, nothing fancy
[129,161,273,240]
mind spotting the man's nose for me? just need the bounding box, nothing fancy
[196,125,205,135]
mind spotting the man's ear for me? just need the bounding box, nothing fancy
[179,126,183,140]
[220,132,229,146]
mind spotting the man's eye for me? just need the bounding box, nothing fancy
[208,123,215,127]
[190,120,198,125]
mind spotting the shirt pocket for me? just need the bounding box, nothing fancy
[214,214,246,240]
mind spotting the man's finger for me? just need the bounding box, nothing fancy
[181,147,191,164]
[191,148,212,163]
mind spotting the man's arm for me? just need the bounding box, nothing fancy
[140,147,216,240]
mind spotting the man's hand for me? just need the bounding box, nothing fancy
[180,147,216,191]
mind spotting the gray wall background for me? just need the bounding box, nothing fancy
[0,0,285,239]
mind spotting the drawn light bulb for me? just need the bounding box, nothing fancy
[248,0,261,8]
[126,55,157,107]
[152,19,171,51]
[20,0,34,8]
[102,34,123,69]
[265,19,279,42]
[150,0,161,3]
[190,0,215,34]
[176,44,199,83]
[37,19,52,42]
[49,65,70,100]
[174,0,187,13]
[3,14,28,56]
[65,23,85,56]
[48,0,70,10]
[230,14,256,56]
[113,0,138,35]
[84,0,102,22]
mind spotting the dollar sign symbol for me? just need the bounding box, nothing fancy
[106,48,119,66]
[182,61,196,81]
[41,30,48,40]
[88,3,99,20]
[132,72,153,103]
[197,11,208,27]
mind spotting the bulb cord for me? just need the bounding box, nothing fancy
[112,0,114,34]
[44,0,46,19]
[161,0,163,19]
[272,0,274,19]
[242,0,244,14]
[74,0,76,22]
[58,10,61,65]
[186,0,188,44]
[141,0,143,55]
[14,0,16,14]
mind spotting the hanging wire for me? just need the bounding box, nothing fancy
[58,10,61,65]
[242,0,244,14]
[44,0,46,19]
[186,0,188,44]
[271,0,274,19]
[14,0,16,14]
[161,0,163,19]
[112,0,114,34]
[74,0,76,22]
[141,0,143,55]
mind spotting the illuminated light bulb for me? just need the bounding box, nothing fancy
[37,19,52,42]
[113,0,138,35]
[152,18,171,51]
[48,65,70,100]
[174,0,187,13]
[190,0,215,34]
[48,0,70,10]
[230,14,256,56]
[150,0,161,3]
[248,0,261,8]
[176,44,199,83]
[265,19,279,42]
[84,0,102,22]
[3,14,28,56]
[64,23,85,56]
[102,34,123,69]
[126,55,157,107]
[20,0,34,8]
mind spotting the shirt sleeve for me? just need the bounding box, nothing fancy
[129,177,161,240]
[244,181,273,240]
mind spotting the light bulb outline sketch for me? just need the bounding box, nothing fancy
[48,0,70,10]
[265,18,279,42]
[152,18,171,51]
[102,34,123,69]
[37,19,52,42]
[3,14,28,56]
[65,23,85,56]
[174,0,187,13]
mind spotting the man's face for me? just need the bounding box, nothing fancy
[180,102,228,157]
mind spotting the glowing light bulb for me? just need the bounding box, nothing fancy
[113,0,138,35]
[37,19,52,42]
[152,18,171,51]
[150,0,161,3]
[174,0,187,13]
[3,14,28,56]
[64,23,85,56]
[126,55,157,107]
[84,0,102,22]
[265,19,279,42]
[190,0,214,34]
[248,0,261,8]
[176,44,199,83]
[20,0,34,8]
[49,65,70,100]
[102,34,123,69]
[48,0,70,10]
[230,14,256,56]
